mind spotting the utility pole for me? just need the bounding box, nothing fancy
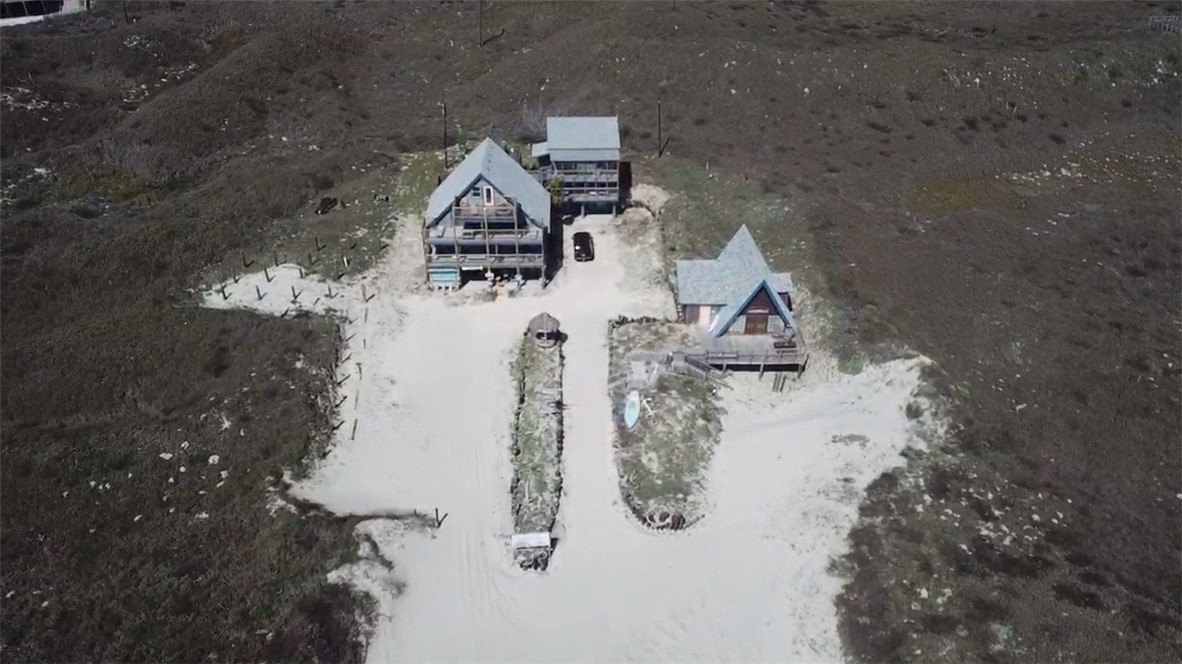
[657,97,672,157]
[657,97,663,157]
[441,98,449,169]
[478,0,483,47]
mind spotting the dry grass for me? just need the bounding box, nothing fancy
[909,178,1026,215]
[2,1,1178,661]
[510,336,563,534]
[607,319,723,529]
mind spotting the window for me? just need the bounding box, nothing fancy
[483,186,494,205]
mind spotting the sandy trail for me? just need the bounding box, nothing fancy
[205,213,936,662]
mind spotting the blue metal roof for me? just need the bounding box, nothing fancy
[545,116,620,162]
[426,138,551,228]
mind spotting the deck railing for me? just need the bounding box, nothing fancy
[685,337,807,369]
[428,226,543,241]
[425,253,545,266]
[693,348,806,365]
[531,168,618,184]
[450,205,519,225]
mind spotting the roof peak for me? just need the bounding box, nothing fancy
[426,137,549,225]
[717,224,764,264]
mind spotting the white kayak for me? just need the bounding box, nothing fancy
[623,390,641,429]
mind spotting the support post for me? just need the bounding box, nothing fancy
[422,223,430,285]
[451,204,460,276]
[513,198,520,269]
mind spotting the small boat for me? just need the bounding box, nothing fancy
[623,390,641,429]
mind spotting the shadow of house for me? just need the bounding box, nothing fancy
[422,138,553,289]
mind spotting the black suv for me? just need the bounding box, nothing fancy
[572,231,595,262]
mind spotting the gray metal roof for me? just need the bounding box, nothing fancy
[673,225,798,336]
[545,116,620,162]
[426,138,551,228]
[528,311,560,334]
[770,272,795,294]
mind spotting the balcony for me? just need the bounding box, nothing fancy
[425,253,545,267]
[425,225,544,242]
[532,168,618,184]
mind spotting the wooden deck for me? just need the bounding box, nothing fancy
[683,332,807,371]
[530,167,619,204]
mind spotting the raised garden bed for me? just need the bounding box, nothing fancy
[607,317,725,530]
[509,326,564,570]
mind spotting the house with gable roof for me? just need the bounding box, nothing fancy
[422,137,553,288]
[674,225,805,368]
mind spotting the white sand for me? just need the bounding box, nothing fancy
[0,15,47,27]
[203,212,939,662]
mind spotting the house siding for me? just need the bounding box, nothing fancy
[726,315,744,336]
[683,304,721,327]
[453,177,512,214]
[742,289,775,315]
[768,315,787,335]
[721,286,791,336]
[700,305,717,327]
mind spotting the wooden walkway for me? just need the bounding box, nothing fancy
[610,328,809,395]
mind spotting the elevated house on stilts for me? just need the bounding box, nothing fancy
[422,138,553,290]
[531,116,624,213]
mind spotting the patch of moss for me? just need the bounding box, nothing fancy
[909,178,1025,215]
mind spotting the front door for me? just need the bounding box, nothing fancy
[745,313,768,335]
[698,305,714,327]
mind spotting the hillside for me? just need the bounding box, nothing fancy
[1,1,1178,661]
